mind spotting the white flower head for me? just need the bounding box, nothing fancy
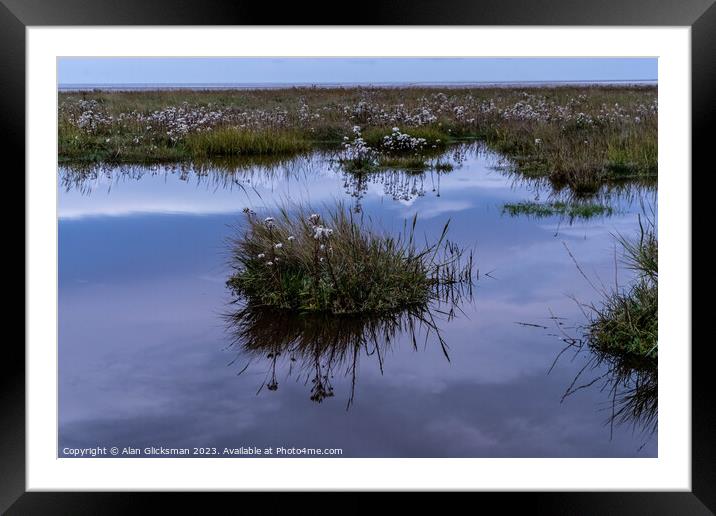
[274,243,283,249]
[313,226,333,240]
[266,261,273,266]
[287,235,295,242]
[257,253,266,259]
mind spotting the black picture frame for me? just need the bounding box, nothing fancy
[3,0,711,511]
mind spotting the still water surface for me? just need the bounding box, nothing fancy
[59,144,656,457]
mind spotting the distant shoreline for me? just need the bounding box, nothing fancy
[58,80,657,92]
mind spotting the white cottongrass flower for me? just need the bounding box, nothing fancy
[319,257,325,262]
[274,243,283,249]
[287,235,295,242]
[266,261,273,266]
[308,213,320,224]
[257,253,266,259]
[319,244,325,250]
[534,138,543,145]
[313,226,334,240]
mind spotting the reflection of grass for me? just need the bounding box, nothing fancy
[502,201,613,220]
[226,302,459,407]
[559,336,657,438]
[227,204,474,315]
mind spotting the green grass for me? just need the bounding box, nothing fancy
[185,127,309,157]
[502,201,614,220]
[586,217,658,366]
[227,204,474,315]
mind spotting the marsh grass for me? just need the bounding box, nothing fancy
[185,127,309,157]
[502,201,614,220]
[59,86,657,192]
[227,204,475,315]
[525,215,658,437]
[586,217,658,364]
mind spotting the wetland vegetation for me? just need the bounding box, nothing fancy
[226,205,474,315]
[59,85,657,194]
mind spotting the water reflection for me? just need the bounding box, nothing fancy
[59,143,658,456]
[225,294,470,409]
[60,153,324,196]
[543,318,657,441]
[60,142,656,227]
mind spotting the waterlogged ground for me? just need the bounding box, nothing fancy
[58,144,657,457]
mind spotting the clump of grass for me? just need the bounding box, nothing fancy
[185,127,309,157]
[339,126,450,174]
[502,200,614,220]
[586,217,657,365]
[227,204,474,315]
[377,155,429,171]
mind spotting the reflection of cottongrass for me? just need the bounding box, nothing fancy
[225,293,470,408]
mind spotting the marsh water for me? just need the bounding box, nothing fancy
[59,144,657,457]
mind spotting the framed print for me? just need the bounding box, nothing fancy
[4,0,712,511]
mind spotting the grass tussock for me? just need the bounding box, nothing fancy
[586,217,657,365]
[227,204,474,315]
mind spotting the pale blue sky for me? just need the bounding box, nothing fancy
[58,58,657,86]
